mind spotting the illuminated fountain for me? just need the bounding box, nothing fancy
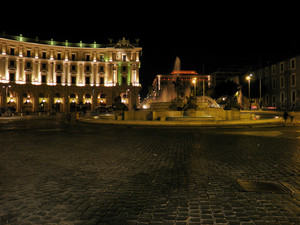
[124,57,243,122]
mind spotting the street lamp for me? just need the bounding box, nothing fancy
[246,74,252,110]
[192,77,196,96]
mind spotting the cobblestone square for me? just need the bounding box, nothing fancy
[0,117,299,224]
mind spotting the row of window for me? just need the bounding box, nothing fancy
[258,58,296,77]
[8,73,106,85]
[7,60,135,72]
[265,74,296,89]
[6,48,107,61]
[265,90,297,106]
[5,48,137,62]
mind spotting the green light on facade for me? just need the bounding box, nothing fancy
[65,40,68,46]
[51,38,54,45]
[19,34,23,42]
[127,64,131,85]
[80,41,83,47]
[93,41,97,48]
[118,64,122,85]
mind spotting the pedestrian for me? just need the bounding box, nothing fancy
[283,110,288,126]
[76,112,79,123]
[67,112,71,123]
[290,109,295,125]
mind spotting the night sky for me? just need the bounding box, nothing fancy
[2,4,299,97]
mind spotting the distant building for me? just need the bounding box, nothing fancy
[252,55,300,110]
[151,70,210,101]
[0,34,142,113]
[210,67,249,87]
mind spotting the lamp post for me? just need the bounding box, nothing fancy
[246,74,252,110]
[192,77,196,96]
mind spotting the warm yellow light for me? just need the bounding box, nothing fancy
[192,77,196,84]
[246,76,251,80]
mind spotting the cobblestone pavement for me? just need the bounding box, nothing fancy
[0,117,299,224]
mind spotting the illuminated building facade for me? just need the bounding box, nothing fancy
[0,34,142,113]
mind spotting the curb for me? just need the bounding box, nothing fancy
[79,117,284,127]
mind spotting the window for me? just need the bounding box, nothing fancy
[280,91,285,103]
[70,93,76,98]
[27,50,31,57]
[291,90,296,102]
[280,76,284,88]
[42,63,47,69]
[10,48,15,55]
[85,76,90,85]
[26,74,31,83]
[290,58,296,70]
[100,55,104,62]
[86,66,90,71]
[86,55,90,61]
[42,75,46,83]
[99,66,104,72]
[272,96,276,107]
[57,53,61,60]
[72,54,76,61]
[10,61,15,67]
[56,76,61,84]
[265,95,269,105]
[291,73,296,87]
[42,52,47,59]
[122,76,126,84]
[26,62,31,69]
[123,55,126,61]
[280,62,284,73]
[71,76,76,84]
[122,66,127,72]
[71,65,76,71]
[265,67,269,77]
[57,64,61,70]
[265,80,269,90]
[9,73,15,82]
[100,76,104,85]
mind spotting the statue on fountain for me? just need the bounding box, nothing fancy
[169,57,186,110]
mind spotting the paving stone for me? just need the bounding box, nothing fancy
[0,119,299,224]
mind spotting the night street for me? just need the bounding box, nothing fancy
[0,116,299,225]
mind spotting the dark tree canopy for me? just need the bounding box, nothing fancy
[213,80,238,99]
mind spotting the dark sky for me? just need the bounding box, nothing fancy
[2,4,299,97]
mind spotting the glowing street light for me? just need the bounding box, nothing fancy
[192,77,196,96]
[246,74,252,109]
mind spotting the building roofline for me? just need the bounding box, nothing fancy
[0,33,141,49]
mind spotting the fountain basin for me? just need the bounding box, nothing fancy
[166,116,215,121]
[124,108,243,121]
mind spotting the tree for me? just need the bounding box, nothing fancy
[213,80,238,99]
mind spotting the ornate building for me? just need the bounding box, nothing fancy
[0,34,142,113]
